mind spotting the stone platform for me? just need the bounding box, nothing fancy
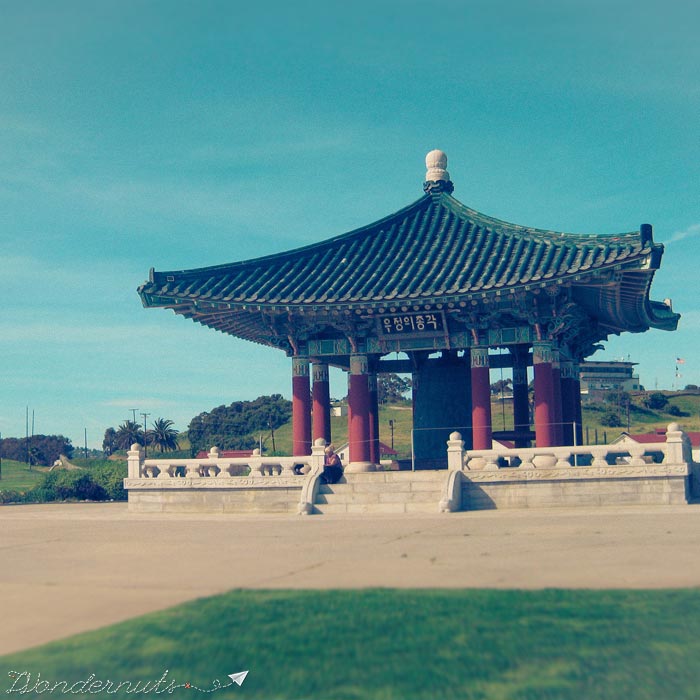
[125,425,699,514]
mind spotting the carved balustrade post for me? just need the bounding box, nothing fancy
[446,432,465,471]
[665,422,690,465]
[127,443,144,478]
[311,438,326,474]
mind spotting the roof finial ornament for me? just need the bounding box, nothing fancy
[423,149,454,194]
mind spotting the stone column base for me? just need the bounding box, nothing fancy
[345,461,376,473]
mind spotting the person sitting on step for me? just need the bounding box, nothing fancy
[321,444,343,484]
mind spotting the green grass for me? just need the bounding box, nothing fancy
[2,588,699,699]
[0,459,46,492]
[263,404,415,458]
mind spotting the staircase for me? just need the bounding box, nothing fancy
[313,471,446,514]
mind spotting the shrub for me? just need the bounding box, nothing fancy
[90,462,127,501]
[0,489,24,504]
[600,412,623,427]
[643,392,669,410]
[28,470,107,502]
[667,405,689,417]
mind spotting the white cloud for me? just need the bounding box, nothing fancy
[664,224,700,245]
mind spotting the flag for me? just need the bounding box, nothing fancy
[676,358,686,364]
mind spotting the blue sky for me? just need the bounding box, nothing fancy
[1,0,699,447]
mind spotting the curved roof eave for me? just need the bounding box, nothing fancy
[645,299,681,331]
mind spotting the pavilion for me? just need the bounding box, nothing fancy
[138,151,679,471]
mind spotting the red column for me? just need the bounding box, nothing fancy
[573,363,583,446]
[368,372,380,464]
[560,360,575,446]
[512,357,530,448]
[292,357,311,456]
[471,347,492,450]
[551,349,563,446]
[312,361,331,444]
[347,354,373,470]
[533,341,556,448]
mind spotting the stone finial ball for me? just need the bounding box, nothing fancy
[425,149,450,182]
[314,437,327,447]
[667,422,681,432]
[130,443,141,451]
[449,431,462,441]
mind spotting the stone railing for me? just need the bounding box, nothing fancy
[446,422,693,472]
[126,442,326,480]
[440,422,694,511]
[125,439,329,514]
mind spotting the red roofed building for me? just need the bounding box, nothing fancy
[612,428,700,461]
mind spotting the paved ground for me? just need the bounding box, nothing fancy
[2,502,700,655]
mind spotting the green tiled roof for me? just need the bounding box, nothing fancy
[138,191,678,347]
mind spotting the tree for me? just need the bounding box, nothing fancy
[0,435,73,466]
[600,412,623,427]
[490,378,512,395]
[642,392,669,411]
[148,418,180,453]
[115,421,145,450]
[377,374,412,404]
[187,395,293,455]
[102,427,117,456]
[604,390,630,408]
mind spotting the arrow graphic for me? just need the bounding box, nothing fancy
[228,671,249,687]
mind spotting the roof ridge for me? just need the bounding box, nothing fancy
[152,195,434,281]
[438,193,641,242]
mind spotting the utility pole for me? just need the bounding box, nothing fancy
[26,406,30,469]
[268,415,277,454]
[141,412,150,458]
[84,428,88,460]
[130,408,138,424]
[389,419,395,450]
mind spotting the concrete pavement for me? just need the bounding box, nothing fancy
[2,502,700,655]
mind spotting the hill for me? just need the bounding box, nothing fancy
[269,392,700,459]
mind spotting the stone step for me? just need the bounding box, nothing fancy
[313,472,446,514]
[319,482,442,496]
[343,471,446,483]
[315,489,440,505]
[313,501,441,515]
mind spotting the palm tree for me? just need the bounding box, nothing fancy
[115,421,145,450]
[148,418,180,453]
[102,427,117,456]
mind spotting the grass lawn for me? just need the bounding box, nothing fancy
[2,588,699,699]
[0,459,46,492]
[264,405,415,459]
